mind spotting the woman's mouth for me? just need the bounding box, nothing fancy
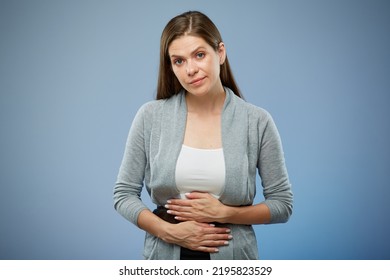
[189,77,205,86]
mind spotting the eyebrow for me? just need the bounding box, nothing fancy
[169,46,207,59]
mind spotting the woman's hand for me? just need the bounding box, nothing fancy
[165,192,227,223]
[163,220,232,253]
[137,209,232,253]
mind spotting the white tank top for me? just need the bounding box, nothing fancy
[175,145,225,199]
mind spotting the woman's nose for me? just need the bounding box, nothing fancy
[186,60,198,76]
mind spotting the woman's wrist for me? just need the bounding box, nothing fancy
[215,203,272,225]
[138,210,178,244]
[216,204,236,224]
[157,221,176,243]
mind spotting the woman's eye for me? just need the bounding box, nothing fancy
[196,52,205,59]
[174,58,183,65]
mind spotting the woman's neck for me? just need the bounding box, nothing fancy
[185,88,226,115]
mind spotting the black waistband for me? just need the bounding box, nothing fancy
[153,206,180,224]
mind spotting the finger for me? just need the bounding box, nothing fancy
[165,204,192,213]
[193,236,232,252]
[200,239,231,247]
[194,246,220,253]
[199,224,232,234]
[184,192,209,199]
[166,199,192,207]
[211,227,232,234]
[166,208,194,221]
[171,215,191,222]
[202,233,233,241]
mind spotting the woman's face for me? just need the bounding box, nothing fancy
[168,35,226,97]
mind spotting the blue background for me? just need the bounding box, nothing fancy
[1,0,389,260]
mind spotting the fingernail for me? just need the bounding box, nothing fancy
[164,204,169,209]
[228,235,233,239]
[166,200,171,204]
[209,224,216,227]
[214,248,219,252]
[167,210,172,214]
[225,229,231,233]
[224,241,229,245]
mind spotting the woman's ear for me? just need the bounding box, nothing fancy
[218,42,226,65]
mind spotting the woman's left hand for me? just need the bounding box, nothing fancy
[165,192,226,223]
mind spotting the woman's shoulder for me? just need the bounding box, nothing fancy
[136,98,167,115]
[137,99,163,113]
[230,91,272,121]
[135,94,182,120]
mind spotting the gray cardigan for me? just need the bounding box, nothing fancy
[114,88,293,259]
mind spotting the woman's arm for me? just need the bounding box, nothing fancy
[221,202,271,224]
[257,112,293,223]
[165,192,271,225]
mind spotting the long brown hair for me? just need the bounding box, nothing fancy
[156,11,242,100]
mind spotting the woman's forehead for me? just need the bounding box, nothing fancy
[168,35,210,57]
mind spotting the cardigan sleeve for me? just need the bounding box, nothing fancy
[258,112,293,223]
[113,104,150,226]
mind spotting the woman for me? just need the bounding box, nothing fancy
[114,11,293,260]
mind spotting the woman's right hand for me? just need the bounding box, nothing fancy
[162,221,232,253]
